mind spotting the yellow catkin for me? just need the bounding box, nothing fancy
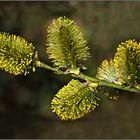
[114,39,140,85]
[46,17,90,69]
[51,79,99,120]
[0,33,34,75]
[96,59,120,84]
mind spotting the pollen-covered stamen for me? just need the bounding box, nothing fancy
[0,32,34,75]
[114,39,140,85]
[51,79,99,120]
[46,17,90,70]
[96,59,120,85]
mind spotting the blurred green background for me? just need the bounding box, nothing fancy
[0,1,140,138]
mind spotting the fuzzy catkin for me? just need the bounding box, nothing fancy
[51,79,99,120]
[46,17,90,69]
[0,33,34,75]
[114,39,140,85]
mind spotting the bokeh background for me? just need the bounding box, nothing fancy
[0,1,140,138]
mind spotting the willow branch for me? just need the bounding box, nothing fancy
[35,61,140,93]
[75,73,140,93]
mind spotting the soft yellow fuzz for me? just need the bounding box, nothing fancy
[51,79,99,120]
[97,39,140,86]
[0,33,34,75]
[46,17,90,70]
[96,59,120,84]
[114,39,140,85]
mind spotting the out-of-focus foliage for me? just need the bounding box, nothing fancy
[0,1,140,139]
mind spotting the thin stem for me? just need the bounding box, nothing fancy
[77,73,140,93]
[35,61,68,75]
[35,61,140,93]
[35,61,57,72]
